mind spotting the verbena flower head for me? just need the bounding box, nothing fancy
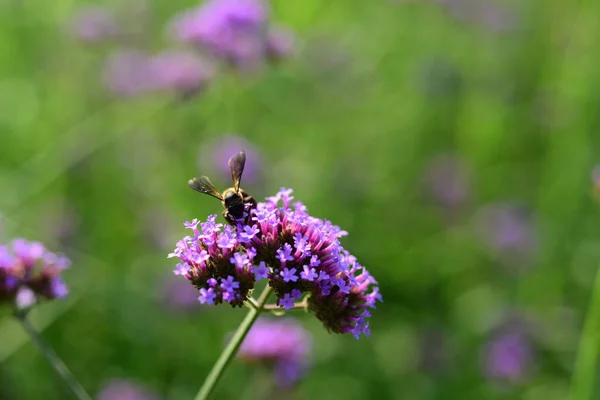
[238,318,311,387]
[97,378,161,400]
[69,6,117,43]
[172,0,292,69]
[170,188,381,338]
[483,327,532,383]
[148,50,215,97]
[0,239,70,309]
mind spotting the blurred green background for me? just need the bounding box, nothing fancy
[1,0,599,399]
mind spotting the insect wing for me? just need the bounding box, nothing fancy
[228,150,246,192]
[188,176,223,200]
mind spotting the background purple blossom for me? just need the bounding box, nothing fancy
[0,238,70,308]
[238,318,311,387]
[97,379,161,400]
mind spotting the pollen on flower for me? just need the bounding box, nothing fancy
[169,188,381,337]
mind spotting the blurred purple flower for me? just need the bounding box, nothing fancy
[171,0,292,69]
[169,188,381,337]
[483,325,533,383]
[238,318,311,387]
[435,0,517,33]
[69,6,117,43]
[148,50,215,96]
[422,154,470,210]
[474,203,537,265]
[103,49,154,97]
[0,238,70,309]
[97,379,161,400]
[199,134,262,186]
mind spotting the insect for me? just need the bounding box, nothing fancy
[188,150,257,225]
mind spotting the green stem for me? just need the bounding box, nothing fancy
[570,262,600,400]
[195,285,273,400]
[15,311,92,400]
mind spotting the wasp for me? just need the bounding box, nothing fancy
[188,150,257,225]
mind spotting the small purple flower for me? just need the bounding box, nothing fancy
[148,50,214,96]
[280,267,298,283]
[277,244,294,263]
[253,261,269,280]
[335,278,350,294]
[239,224,260,243]
[184,219,200,230]
[483,327,533,383]
[220,275,240,293]
[238,318,311,387]
[1,238,71,308]
[198,287,217,305]
[68,6,117,43]
[300,265,317,281]
[97,378,161,400]
[230,252,249,268]
[279,293,295,310]
[217,227,237,249]
[15,287,36,309]
[50,278,69,298]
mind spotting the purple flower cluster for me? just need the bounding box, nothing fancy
[69,6,117,43]
[170,188,381,338]
[97,378,161,400]
[238,318,311,387]
[172,0,294,69]
[0,239,70,309]
[483,328,532,383]
[103,49,214,97]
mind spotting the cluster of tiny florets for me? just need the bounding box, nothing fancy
[172,0,294,69]
[170,188,381,338]
[0,239,70,309]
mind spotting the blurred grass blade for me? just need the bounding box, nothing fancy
[570,262,600,400]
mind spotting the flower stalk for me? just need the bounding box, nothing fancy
[195,284,273,400]
[14,310,92,400]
